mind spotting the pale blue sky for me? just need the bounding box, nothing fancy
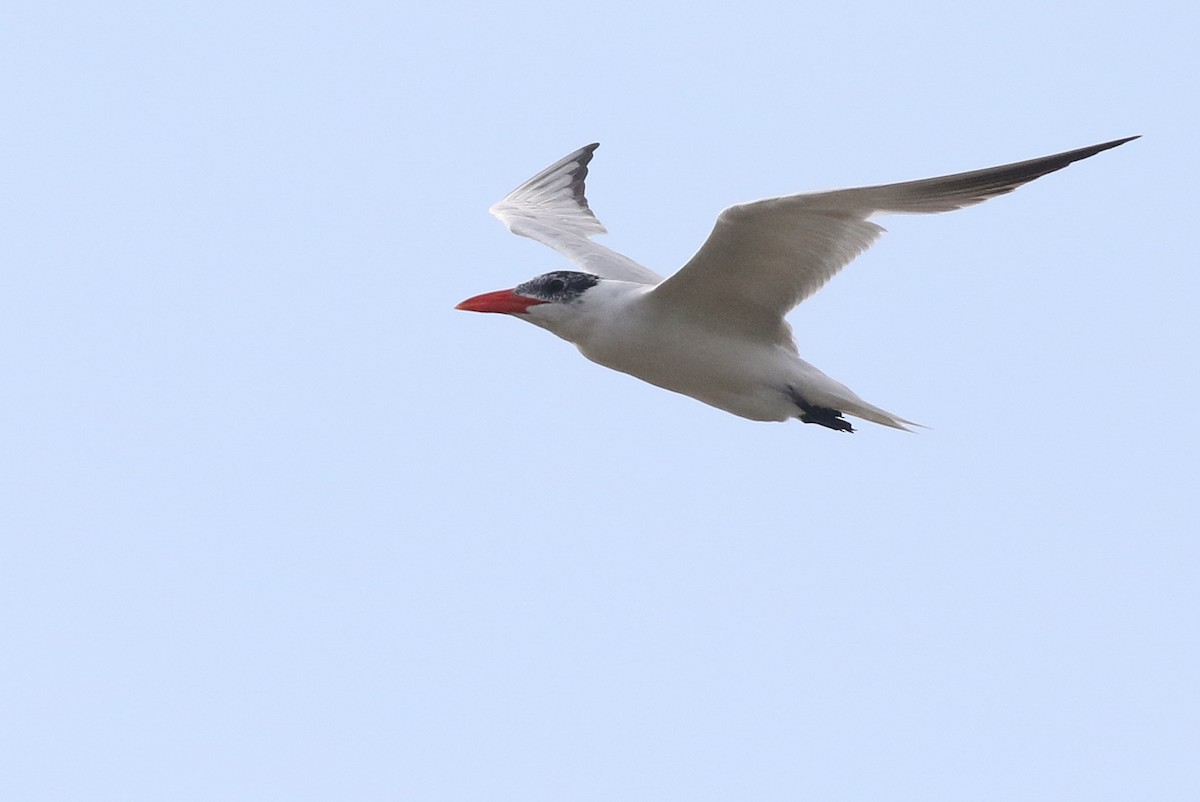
[3,1,1197,800]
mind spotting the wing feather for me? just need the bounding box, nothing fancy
[489,144,663,284]
[649,136,1138,340]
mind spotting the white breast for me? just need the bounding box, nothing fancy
[566,286,805,421]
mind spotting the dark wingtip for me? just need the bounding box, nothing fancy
[1048,134,1141,169]
[569,143,602,208]
[1094,134,1141,152]
[575,143,600,169]
[1052,134,1140,173]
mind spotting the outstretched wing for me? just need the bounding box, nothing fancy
[648,136,1138,341]
[489,144,664,284]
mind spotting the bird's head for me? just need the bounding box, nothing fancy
[455,270,606,337]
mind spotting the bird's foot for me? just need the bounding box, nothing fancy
[786,386,855,433]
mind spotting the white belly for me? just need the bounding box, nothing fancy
[576,318,805,421]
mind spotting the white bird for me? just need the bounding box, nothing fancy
[457,137,1136,432]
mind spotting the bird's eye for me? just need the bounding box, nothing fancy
[544,278,566,294]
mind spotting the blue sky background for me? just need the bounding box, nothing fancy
[3,1,1197,800]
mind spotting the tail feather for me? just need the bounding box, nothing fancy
[839,398,924,432]
[789,362,924,432]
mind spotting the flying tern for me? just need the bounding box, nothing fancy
[457,137,1136,432]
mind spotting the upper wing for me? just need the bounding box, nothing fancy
[489,144,664,284]
[648,136,1138,341]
